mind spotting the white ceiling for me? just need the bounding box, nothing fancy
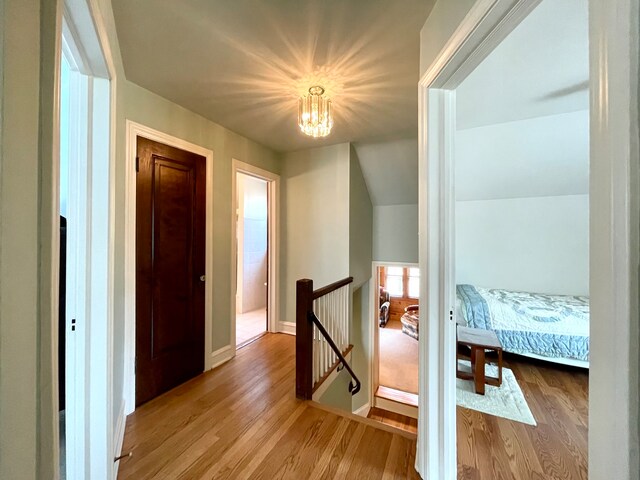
[112,0,435,153]
[456,0,589,129]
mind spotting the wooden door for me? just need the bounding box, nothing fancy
[136,137,206,406]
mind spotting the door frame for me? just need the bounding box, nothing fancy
[124,121,214,414]
[418,0,639,478]
[230,159,280,353]
[368,260,419,412]
[52,0,117,478]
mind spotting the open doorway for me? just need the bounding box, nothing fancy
[453,1,589,476]
[231,160,280,351]
[372,263,419,417]
[419,0,594,476]
[235,173,269,347]
[57,3,113,478]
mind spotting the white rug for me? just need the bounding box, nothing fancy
[456,360,536,426]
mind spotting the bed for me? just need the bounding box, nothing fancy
[456,284,589,367]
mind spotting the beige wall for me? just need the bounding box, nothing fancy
[280,144,351,323]
[0,0,46,477]
[373,204,419,263]
[349,145,373,288]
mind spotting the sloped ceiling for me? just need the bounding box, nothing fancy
[455,0,589,201]
[112,0,435,153]
[353,138,418,206]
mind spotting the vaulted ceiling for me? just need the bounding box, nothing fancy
[112,0,435,153]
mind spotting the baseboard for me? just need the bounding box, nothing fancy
[113,401,127,479]
[353,402,371,417]
[210,345,234,370]
[278,321,296,335]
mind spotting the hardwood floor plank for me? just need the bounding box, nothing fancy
[118,334,587,480]
[457,355,589,479]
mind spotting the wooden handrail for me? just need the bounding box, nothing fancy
[312,276,353,300]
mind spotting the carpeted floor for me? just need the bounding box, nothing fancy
[379,319,419,394]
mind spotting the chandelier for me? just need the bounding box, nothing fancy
[298,86,333,138]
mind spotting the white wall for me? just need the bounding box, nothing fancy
[456,111,589,201]
[237,174,268,313]
[373,204,419,263]
[456,195,589,296]
[280,144,351,324]
[349,145,373,288]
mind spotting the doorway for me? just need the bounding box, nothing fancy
[57,3,113,478]
[231,160,280,351]
[235,173,269,347]
[372,262,420,417]
[135,137,206,406]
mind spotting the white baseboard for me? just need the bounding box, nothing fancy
[353,402,371,417]
[113,401,127,479]
[278,321,296,335]
[210,345,234,370]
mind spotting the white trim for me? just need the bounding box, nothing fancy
[418,1,544,478]
[112,402,126,479]
[54,0,117,478]
[589,0,640,478]
[278,321,297,336]
[124,121,214,414]
[420,0,640,478]
[210,345,235,370]
[373,396,418,420]
[353,403,371,417]
[231,159,281,353]
[368,261,419,415]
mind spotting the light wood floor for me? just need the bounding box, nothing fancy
[117,332,588,480]
[368,407,418,435]
[117,333,420,480]
[457,353,589,480]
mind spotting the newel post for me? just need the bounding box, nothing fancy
[296,278,314,399]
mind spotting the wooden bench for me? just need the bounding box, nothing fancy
[456,326,503,395]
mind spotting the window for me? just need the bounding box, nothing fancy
[386,266,404,296]
[384,266,420,298]
[408,267,420,298]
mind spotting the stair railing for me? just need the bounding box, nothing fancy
[296,277,361,400]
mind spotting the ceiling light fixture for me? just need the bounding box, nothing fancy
[298,86,333,138]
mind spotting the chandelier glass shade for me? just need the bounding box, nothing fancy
[298,86,333,138]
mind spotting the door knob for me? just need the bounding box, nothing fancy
[200,275,206,282]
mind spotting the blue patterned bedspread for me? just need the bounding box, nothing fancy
[456,285,589,361]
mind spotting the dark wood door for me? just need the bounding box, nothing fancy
[136,137,206,406]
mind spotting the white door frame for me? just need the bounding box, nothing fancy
[231,159,280,353]
[418,0,639,478]
[123,121,214,414]
[55,0,117,478]
[368,261,419,412]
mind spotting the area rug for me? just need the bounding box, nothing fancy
[456,360,536,426]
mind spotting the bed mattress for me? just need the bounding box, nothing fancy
[456,284,589,362]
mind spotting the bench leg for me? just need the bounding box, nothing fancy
[474,348,485,395]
